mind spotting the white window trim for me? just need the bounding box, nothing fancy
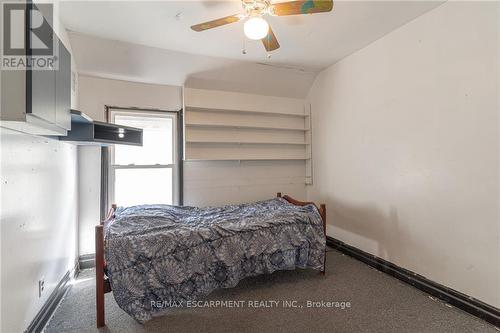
[108,109,179,206]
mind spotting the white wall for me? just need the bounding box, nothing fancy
[77,75,182,122]
[307,1,499,308]
[0,129,78,332]
[77,76,182,255]
[0,7,79,331]
[77,146,101,257]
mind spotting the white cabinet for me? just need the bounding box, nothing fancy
[0,6,71,136]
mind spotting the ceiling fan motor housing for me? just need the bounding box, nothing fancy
[242,0,272,16]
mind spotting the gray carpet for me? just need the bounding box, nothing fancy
[45,249,497,333]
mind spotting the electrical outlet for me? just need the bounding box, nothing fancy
[38,278,45,298]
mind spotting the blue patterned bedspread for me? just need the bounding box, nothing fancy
[104,198,325,322]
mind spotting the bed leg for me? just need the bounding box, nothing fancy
[319,204,326,275]
[95,225,105,328]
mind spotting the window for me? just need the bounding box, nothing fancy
[109,110,178,207]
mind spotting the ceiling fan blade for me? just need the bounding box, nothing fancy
[262,25,280,52]
[271,0,333,16]
[191,14,245,32]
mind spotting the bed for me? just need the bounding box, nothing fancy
[95,193,327,327]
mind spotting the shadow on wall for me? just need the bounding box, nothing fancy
[67,31,317,98]
[326,196,443,271]
[185,62,317,98]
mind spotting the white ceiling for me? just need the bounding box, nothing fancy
[60,1,444,71]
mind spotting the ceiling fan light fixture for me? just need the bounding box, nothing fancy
[244,16,269,40]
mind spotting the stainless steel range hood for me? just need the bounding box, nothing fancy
[59,110,143,146]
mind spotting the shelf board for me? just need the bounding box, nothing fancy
[185,123,307,131]
[185,106,307,118]
[186,140,308,146]
[184,157,311,161]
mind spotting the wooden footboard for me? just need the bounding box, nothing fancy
[277,192,327,275]
[95,196,327,327]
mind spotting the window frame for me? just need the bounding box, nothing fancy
[107,108,181,207]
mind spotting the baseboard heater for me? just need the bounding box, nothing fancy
[59,110,143,146]
[24,263,78,333]
[79,254,95,270]
[326,236,500,328]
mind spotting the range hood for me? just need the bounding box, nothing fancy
[59,110,143,146]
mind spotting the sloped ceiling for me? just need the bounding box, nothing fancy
[61,1,444,97]
[68,32,317,98]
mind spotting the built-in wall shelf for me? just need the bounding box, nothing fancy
[183,87,313,184]
[187,158,311,161]
[185,123,308,132]
[185,106,308,118]
[186,140,307,145]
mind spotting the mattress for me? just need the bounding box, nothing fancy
[104,197,326,322]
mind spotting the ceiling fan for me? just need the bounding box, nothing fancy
[191,0,334,52]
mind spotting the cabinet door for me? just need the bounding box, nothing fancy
[28,60,56,124]
[27,7,56,124]
[55,43,71,130]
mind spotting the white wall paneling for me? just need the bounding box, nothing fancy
[183,160,306,207]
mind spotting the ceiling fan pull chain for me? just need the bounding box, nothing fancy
[242,37,247,55]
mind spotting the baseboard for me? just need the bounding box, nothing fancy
[24,268,74,333]
[326,236,500,328]
[73,260,80,278]
[79,253,95,269]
